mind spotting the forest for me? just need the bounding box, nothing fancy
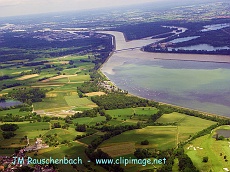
[8,88,47,104]
[0,32,113,62]
[112,22,173,40]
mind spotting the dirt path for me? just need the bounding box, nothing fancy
[176,126,179,148]
[75,140,88,147]
[132,108,136,114]
[48,122,52,130]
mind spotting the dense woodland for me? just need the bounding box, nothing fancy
[0,32,113,62]
[8,88,47,104]
[112,22,174,40]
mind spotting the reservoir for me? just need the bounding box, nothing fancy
[101,31,230,117]
[0,100,22,108]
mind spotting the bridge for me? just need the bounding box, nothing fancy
[114,46,143,53]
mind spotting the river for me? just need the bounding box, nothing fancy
[100,31,230,117]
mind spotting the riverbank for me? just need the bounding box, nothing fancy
[146,51,230,63]
[99,30,230,119]
[124,88,230,120]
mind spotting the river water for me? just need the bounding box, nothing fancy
[101,31,230,117]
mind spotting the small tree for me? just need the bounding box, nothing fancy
[218,136,225,140]
[202,156,208,163]
[141,140,149,145]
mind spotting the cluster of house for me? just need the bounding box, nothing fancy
[150,42,174,50]
[0,138,53,172]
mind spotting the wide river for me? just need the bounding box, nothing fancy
[100,31,230,117]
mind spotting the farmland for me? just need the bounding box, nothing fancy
[106,107,158,125]
[100,113,216,156]
[156,112,216,141]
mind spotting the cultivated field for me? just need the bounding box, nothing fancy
[16,74,39,80]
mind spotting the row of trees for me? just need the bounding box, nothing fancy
[91,93,157,110]
[144,46,230,55]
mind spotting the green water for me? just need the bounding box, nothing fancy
[106,59,230,117]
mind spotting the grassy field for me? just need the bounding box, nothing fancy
[100,113,216,158]
[0,108,30,117]
[185,125,230,172]
[79,131,105,145]
[0,120,96,148]
[106,107,158,124]
[1,54,95,118]
[0,122,50,147]
[65,96,97,107]
[100,126,177,154]
[72,116,106,126]
[34,90,97,116]
[156,112,216,142]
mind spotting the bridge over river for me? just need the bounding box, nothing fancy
[99,30,230,117]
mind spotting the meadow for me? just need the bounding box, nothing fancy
[72,116,106,126]
[184,125,230,172]
[0,108,30,117]
[100,112,216,157]
[156,112,216,142]
[100,126,177,154]
[106,107,158,125]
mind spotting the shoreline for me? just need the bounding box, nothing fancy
[126,90,230,120]
[149,52,230,63]
[98,31,230,119]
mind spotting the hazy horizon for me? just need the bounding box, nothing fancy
[0,0,223,18]
[0,0,162,17]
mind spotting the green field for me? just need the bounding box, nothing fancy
[0,120,96,148]
[157,112,216,142]
[185,125,230,172]
[79,131,105,145]
[33,91,69,110]
[0,122,50,147]
[0,54,95,118]
[0,108,30,117]
[65,96,97,107]
[100,113,216,158]
[100,126,177,152]
[72,116,106,126]
[106,107,158,124]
